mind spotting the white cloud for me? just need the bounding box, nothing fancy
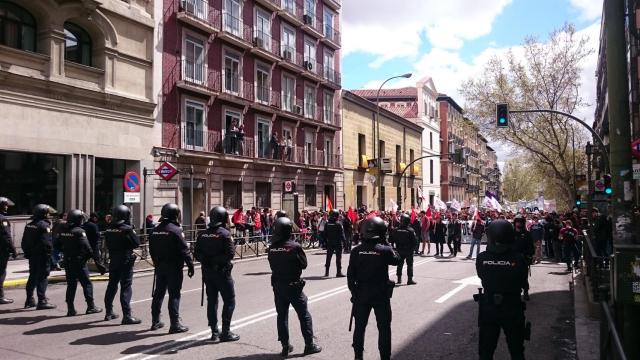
[569,0,603,21]
[342,0,512,66]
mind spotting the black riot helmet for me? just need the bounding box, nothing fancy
[272,217,293,244]
[328,210,339,222]
[361,217,387,242]
[161,203,181,223]
[513,214,526,224]
[0,197,15,207]
[33,204,56,220]
[486,219,515,253]
[209,206,229,228]
[400,214,411,228]
[113,205,131,225]
[275,210,288,219]
[67,209,87,227]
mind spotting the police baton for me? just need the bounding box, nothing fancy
[151,269,156,298]
[348,303,355,332]
[200,277,205,307]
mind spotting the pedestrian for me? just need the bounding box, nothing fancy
[475,219,529,360]
[513,215,534,300]
[149,203,195,333]
[267,216,322,357]
[21,204,57,309]
[559,220,579,271]
[419,211,431,255]
[51,212,67,271]
[467,216,485,260]
[389,214,418,285]
[348,217,400,360]
[195,211,207,231]
[342,212,353,253]
[285,134,293,161]
[145,214,156,235]
[431,215,447,257]
[232,206,246,239]
[103,204,142,324]
[55,209,107,316]
[0,197,17,304]
[529,216,544,264]
[83,212,101,262]
[322,210,345,277]
[447,212,462,257]
[590,208,612,257]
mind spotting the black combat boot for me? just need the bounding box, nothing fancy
[220,323,240,342]
[324,267,329,277]
[523,289,530,301]
[396,275,402,284]
[36,300,56,310]
[280,342,293,357]
[303,338,322,355]
[169,318,189,334]
[104,308,119,321]
[354,352,364,360]
[150,318,165,330]
[67,304,77,317]
[336,270,345,278]
[210,326,220,342]
[86,301,103,314]
[407,278,417,285]
[122,314,142,325]
[24,297,36,308]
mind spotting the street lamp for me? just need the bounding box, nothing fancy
[375,73,412,210]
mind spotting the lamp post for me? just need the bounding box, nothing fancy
[586,141,593,197]
[375,73,412,210]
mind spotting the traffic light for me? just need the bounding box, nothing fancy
[603,174,613,196]
[575,194,582,208]
[496,103,509,128]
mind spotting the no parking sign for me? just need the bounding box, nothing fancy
[123,171,141,192]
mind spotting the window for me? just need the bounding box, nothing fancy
[324,9,334,38]
[380,186,385,210]
[256,63,270,104]
[281,25,295,61]
[358,134,366,167]
[409,149,414,173]
[0,2,36,52]
[257,118,270,158]
[304,131,314,164]
[0,151,65,215]
[184,100,205,149]
[181,0,208,21]
[378,140,385,158]
[323,92,334,123]
[282,74,295,111]
[395,145,401,170]
[304,38,316,69]
[324,137,333,166]
[64,22,92,66]
[304,84,315,119]
[184,36,205,84]
[323,50,334,80]
[397,187,402,206]
[255,8,271,49]
[223,181,242,209]
[303,0,315,25]
[305,185,316,207]
[224,50,240,94]
[356,186,364,208]
[430,159,434,184]
[223,0,241,36]
[284,0,295,14]
[429,132,433,149]
[256,182,271,208]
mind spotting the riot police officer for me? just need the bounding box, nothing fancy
[103,204,142,324]
[149,203,195,333]
[513,215,534,300]
[389,214,418,285]
[0,197,17,304]
[21,204,57,309]
[475,219,529,360]
[267,216,322,357]
[322,210,345,277]
[348,217,400,360]
[194,206,240,343]
[54,209,107,316]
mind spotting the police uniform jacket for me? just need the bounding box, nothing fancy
[82,221,101,257]
[512,230,534,260]
[267,238,307,286]
[347,242,400,304]
[104,222,139,261]
[149,221,194,269]
[21,219,52,259]
[323,220,345,248]
[476,248,528,301]
[194,226,234,270]
[0,212,16,257]
[389,227,418,256]
[54,223,98,264]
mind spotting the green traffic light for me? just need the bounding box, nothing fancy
[605,188,613,195]
[499,118,506,124]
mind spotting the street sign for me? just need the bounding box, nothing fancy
[594,179,605,192]
[283,180,296,193]
[155,162,178,181]
[123,171,141,192]
[633,163,640,180]
[124,192,140,203]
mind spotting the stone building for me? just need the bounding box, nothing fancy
[342,91,423,211]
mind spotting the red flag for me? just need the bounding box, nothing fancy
[326,196,334,211]
[425,207,432,219]
[473,208,481,221]
[434,211,441,220]
[410,208,417,224]
[347,207,357,223]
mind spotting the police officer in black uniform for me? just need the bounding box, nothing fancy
[475,219,529,360]
[322,210,345,277]
[149,203,195,333]
[103,204,142,324]
[348,217,400,360]
[54,209,107,316]
[267,216,322,357]
[389,214,418,285]
[21,204,57,309]
[0,197,17,304]
[513,215,534,301]
[194,206,240,343]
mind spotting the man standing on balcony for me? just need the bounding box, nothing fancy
[270,131,280,160]
[285,134,293,161]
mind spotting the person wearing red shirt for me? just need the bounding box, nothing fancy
[232,207,246,237]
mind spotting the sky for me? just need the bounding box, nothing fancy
[341,0,602,166]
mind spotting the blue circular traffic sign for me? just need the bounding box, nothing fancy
[124,171,141,192]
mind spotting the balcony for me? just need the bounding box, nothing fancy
[301,13,324,39]
[220,74,254,104]
[251,29,281,62]
[466,184,480,193]
[176,59,221,96]
[280,0,303,26]
[294,148,342,168]
[253,85,281,113]
[219,12,253,49]
[279,45,304,72]
[322,66,341,89]
[255,0,282,11]
[449,176,466,186]
[321,23,341,49]
[176,0,220,34]
[323,0,341,11]
[322,109,341,127]
[301,56,324,81]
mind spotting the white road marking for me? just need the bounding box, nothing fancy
[118,257,437,360]
[434,276,482,304]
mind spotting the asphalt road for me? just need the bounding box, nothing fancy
[0,245,576,360]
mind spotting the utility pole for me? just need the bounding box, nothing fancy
[605,0,639,358]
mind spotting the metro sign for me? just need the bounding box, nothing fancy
[155,161,178,181]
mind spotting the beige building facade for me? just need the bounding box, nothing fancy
[0,0,157,231]
[342,91,423,211]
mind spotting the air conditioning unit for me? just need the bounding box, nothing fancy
[253,37,264,48]
[282,49,293,61]
[304,60,313,71]
[303,14,313,25]
[380,158,393,173]
[294,105,302,114]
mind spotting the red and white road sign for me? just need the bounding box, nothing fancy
[155,162,178,181]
